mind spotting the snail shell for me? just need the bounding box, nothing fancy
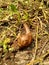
[11,23,32,49]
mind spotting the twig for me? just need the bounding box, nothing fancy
[37,16,43,30]
[39,39,48,56]
[6,26,16,36]
[28,51,49,65]
[26,25,38,65]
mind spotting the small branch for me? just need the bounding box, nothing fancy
[26,25,39,65]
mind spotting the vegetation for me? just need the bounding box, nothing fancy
[0,0,49,65]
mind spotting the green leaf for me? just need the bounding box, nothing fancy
[10,4,17,12]
[0,8,2,13]
[3,44,7,52]
[0,41,3,46]
[3,38,10,44]
[22,11,29,20]
[3,38,10,52]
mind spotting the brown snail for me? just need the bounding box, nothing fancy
[11,23,33,50]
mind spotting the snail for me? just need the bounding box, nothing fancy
[11,23,33,50]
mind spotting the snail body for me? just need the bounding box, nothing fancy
[11,23,32,49]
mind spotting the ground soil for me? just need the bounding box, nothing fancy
[0,0,49,65]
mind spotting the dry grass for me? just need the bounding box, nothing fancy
[0,0,49,65]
